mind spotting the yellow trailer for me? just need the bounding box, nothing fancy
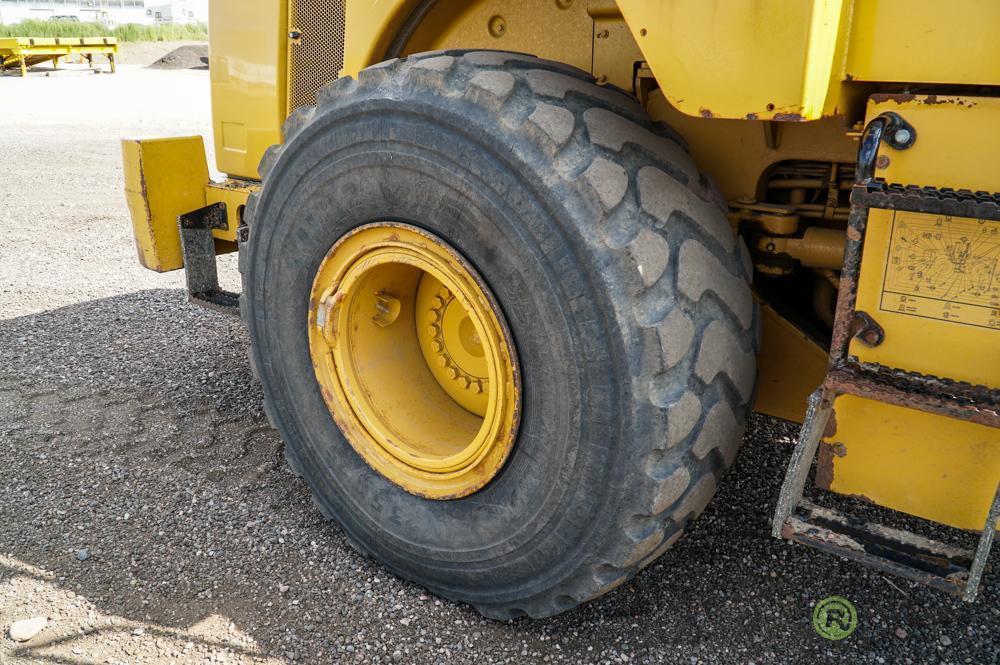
[0,36,118,77]
[122,0,999,618]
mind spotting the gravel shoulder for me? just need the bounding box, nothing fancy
[0,64,997,665]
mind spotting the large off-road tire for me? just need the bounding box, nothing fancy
[240,50,758,619]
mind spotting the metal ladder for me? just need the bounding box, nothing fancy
[772,112,1000,602]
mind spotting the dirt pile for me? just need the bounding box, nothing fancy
[148,44,208,70]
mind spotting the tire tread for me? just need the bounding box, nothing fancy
[240,50,758,619]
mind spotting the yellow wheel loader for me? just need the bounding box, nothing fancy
[123,0,1000,618]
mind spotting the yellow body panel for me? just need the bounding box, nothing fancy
[616,0,851,121]
[402,0,595,74]
[208,0,287,179]
[342,0,414,78]
[821,96,1000,530]
[756,303,828,423]
[122,137,210,272]
[826,396,999,531]
[210,0,1000,176]
[123,137,255,267]
[846,0,1000,86]
[868,95,1000,195]
[852,96,1000,384]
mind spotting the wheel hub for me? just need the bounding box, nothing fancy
[308,223,520,499]
[416,276,490,416]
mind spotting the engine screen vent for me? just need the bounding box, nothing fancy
[288,0,346,115]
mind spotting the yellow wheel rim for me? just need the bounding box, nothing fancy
[308,223,520,499]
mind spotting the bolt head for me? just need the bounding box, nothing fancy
[894,128,912,145]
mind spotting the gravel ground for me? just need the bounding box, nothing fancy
[1,55,997,665]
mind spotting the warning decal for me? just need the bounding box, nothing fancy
[880,212,1000,330]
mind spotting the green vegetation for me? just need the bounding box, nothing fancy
[0,20,207,42]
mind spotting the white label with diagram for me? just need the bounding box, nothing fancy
[880,212,1000,330]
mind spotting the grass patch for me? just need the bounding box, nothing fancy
[0,20,207,42]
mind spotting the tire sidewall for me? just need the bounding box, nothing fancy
[246,100,636,602]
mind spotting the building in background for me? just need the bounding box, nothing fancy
[145,0,206,24]
[0,0,207,26]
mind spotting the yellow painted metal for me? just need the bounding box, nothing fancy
[415,275,491,416]
[123,136,252,268]
[646,90,857,206]
[755,302,829,423]
[308,223,520,499]
[341,0,414,79]
[206,0,1000,176]
[122,137,209,273]
[208,0,288,179]
[758,227,846,271]
[401,0,595,75]
[852,208,1000,383]
[846,0,1000,86]
[0,37,117,76]
[851,95,1000,384]
[825,396,999,531]
[822,95,1000,530]
[204,180,258,243]
[615,0,852,121]
[868,95,1000,196]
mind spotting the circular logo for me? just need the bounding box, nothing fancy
[813,596,858,640]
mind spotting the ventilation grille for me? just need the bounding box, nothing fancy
[287,0,346,114]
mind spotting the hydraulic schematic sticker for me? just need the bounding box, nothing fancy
[880,212,1000,330]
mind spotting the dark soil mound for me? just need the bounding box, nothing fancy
[148,44,208,70]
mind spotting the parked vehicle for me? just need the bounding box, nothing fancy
[122,0,1000,619]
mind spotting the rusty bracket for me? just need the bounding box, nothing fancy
[178,203,240,316]
[850,311,884,347]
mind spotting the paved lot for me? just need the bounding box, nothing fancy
[0,57,997,665]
